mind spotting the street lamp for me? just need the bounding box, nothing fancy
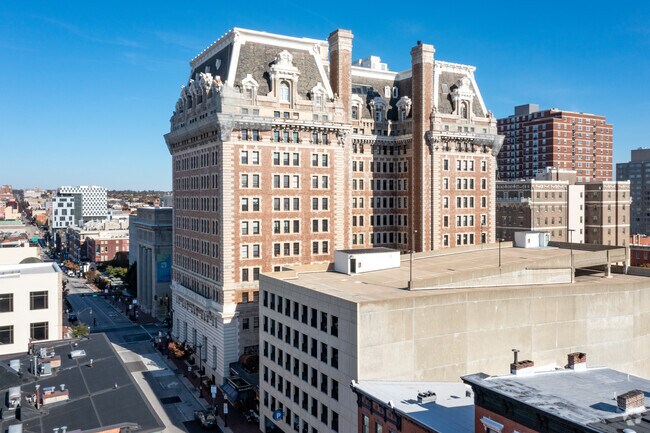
[196,344,203,397]
[568,229,575,283]
[409,229,418,290]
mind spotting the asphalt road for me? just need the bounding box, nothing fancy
[64,285,211,432]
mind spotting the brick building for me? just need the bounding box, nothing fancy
[164,27,502,386]
[463,353,650,433]
[351,381,473,433]
[85,233,129,263]
[497,104,613,182]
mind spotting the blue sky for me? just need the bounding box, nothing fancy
[1,1,649,190]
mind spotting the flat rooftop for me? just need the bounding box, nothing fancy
[353,381,473,433]
[463,367,650,432]
[266,244,630,303]
[0,334,164,433]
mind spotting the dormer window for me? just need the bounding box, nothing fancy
[370,96,387,123]
[241,74,259,105]
[392,87,399,99]
[461,102,468,119]
[268,50,301,108]
[309,83,328,112]
[384,86,391,98]
[280,81,291,103]
[351,94,364,121]
[396,96,412,122]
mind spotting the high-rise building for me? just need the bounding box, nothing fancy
[617,148,650,235]
[164,28,502,384]
[497,104,613,182]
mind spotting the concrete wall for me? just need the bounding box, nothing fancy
[357,276,650,382]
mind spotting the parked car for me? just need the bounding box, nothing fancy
[67,312,78,323]
[244,409,260,424]
[194,409,218,429]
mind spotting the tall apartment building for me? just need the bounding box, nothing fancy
[496,169,630,246]
[497,104,613,182]
[51,186,107,232]
[164,28,502,384]
[617,148,650,235]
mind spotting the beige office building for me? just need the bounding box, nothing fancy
[258,244,650,433]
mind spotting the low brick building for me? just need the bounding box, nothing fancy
[463,353,650,433]
[351,381,473,433]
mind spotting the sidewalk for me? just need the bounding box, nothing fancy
[108,296,240,433]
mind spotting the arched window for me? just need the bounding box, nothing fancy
[280,82,290,103]
[461,102,468,119]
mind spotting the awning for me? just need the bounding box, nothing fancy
[220,383,241,404]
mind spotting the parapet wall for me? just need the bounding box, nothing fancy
[357,275,650,382]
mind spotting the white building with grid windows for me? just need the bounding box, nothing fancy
[0,246,63,356]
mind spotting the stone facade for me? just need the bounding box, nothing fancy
[164,28,502,386]
[131,207,173,321]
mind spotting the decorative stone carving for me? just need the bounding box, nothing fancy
[269,50,301,82]
[218,116,234,141]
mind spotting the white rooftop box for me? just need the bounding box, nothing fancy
[514,231,550,248]
[334,248,400,275]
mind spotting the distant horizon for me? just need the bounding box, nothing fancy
[2,1,648,189]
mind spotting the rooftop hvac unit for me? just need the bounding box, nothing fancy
[9,359,20,372]
[8,424,23,433]
[8,386,21,409]
[40,363,52,376]
[69,350,86,359]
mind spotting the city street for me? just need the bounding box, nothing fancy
[65,282,225,433]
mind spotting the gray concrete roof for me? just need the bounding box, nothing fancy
[463,367,650,429]
[266,244,631,304]
[354,381,474,433]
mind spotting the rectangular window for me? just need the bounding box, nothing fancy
[30,322,49,341]
[30,291,48,310]
[0,325,13,344]
[0,294,13,313]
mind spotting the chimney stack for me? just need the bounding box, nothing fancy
[328,29,353,122]
[410,41,435,253]
[510,359,535,376]
[617,390,646,415]
[567,352,587,371]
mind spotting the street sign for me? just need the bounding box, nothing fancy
[272,409,283,420]
[211,385,216,398]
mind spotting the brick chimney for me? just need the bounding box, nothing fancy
[410,41,435,253]
[617,390,646,414]
[328,29,353,122]
[567,352,587,371]
[510,360,535,376]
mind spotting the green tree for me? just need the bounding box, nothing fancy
[71,324,89,338]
